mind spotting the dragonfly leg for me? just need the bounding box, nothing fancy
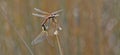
[52,18,57,24]
[42,24,47,31]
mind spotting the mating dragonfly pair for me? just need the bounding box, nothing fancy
[31,8,63,46]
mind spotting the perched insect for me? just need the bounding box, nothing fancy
[32,8,63,31]
[31,8,63,46]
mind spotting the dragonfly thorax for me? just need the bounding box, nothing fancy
[48,14,56,18]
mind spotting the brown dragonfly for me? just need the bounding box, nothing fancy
[31,8,63,46]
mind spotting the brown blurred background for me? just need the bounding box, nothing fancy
[0,0,120,55]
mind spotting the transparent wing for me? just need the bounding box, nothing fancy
[52,9,63,14]
[43,21,55,47]
[32,13,46,18]
[31,31,48,45]
[34,8,49,14]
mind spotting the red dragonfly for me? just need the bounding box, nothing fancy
[31,8,63,46]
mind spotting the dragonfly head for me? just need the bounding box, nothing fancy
[48,14,60,19]
[52,14,59,17]
[49,14,59,18]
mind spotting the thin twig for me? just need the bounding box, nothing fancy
[53,19,63,55]
[56,35,63,55]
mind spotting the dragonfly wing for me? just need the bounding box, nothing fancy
[52,9,63,14]
[31,31,48,45]
[32,13,46,18]
[34,8,49,14]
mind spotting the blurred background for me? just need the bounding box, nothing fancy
[0,0,120,55]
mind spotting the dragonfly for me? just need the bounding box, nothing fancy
[31,8,63,46]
